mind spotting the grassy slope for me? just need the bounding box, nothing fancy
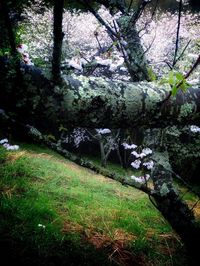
[0,143,194,266]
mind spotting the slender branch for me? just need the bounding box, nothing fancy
[126,0,152,31]
[81,0,118,39]
[174,39,191,65]
[127,0,134,13]
[173,0,182,66]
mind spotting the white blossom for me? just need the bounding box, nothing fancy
[122,143,137,150]
[143,160,154,170]
[131,150,140,158]
[0,138,8,144]
[190,125,200,133]
[0,138,19,151]
[3,144,19,151]
[131,160,141,169]
[96,128,111,134]
[142,148,152,155]
[130,174,150,184]
[68,57,83,71]
[131,151,148,158]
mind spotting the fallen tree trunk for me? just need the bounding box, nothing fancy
[1,64,200,131]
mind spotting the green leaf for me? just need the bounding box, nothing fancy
[175,72,184,81]
[168,71,175,85]
[171,86,178,96]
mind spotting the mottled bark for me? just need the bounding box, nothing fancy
[151,165,200,261]
[83,1,150,81]
[1,64,200,130]
[117,16,150,81]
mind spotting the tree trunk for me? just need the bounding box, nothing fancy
[0,1,17,56]
[52,0,64,84]
[117,16,150,81]
[0,64,200,131]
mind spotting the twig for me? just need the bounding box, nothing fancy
[160,54,200,106]
[126,0,151,31]
[81,0,118,39]
[127,0,134,13]
[190,199,200,212]
[174,39,191,65]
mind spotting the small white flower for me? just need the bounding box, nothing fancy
[3,143,9,148]
[143,160,154,170]
[122,143,137,150]
[120,66,127,72]
[190,125,200,133]
[6,145,19,151]
[142,148,152,155]
[68,57,83,71]
[96,128,111,134]
[139,152,146,158]
[131,151,147,158]
[131,159,141,169]
[38,224,46,229]
[0,138,8,144]
[131,151,140,158]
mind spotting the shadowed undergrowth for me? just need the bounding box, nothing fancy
[0,143,192,265]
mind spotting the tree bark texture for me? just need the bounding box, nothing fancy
[117,16,150,81]
[1,65,200,131]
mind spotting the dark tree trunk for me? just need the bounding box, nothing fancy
[52,0,64,84]
[0,1,17,56]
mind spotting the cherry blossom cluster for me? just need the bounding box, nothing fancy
[61,128,91,148]
[122,142,154,185]
[0,138,19,151]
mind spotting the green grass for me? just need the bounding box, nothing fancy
[0,144,190,265]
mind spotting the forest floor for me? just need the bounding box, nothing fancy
[0,143,199,266]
